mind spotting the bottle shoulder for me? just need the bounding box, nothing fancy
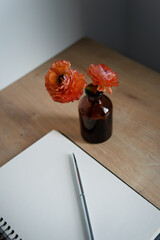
[78,94,112,118]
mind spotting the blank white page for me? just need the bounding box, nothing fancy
[0,130,159,240]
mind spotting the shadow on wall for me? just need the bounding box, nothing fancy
[127,0,160,72]
[82,0,160,72]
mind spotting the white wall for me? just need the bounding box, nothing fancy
[0,0,84,90]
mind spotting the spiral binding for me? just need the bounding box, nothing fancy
[0,218,22,240]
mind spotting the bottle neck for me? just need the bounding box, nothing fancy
[87,94,103,104]
[85,83,103,100]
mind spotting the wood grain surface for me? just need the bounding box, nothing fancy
[0,38,160,208]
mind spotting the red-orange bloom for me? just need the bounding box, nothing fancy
[87,64,119,94]
[45,60,86,103]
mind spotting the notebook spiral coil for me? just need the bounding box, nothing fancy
[0,218,22,240]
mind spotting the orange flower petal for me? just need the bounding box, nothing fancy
[45,60,86,103]
[52,60,71,75]
[87,64,118,94]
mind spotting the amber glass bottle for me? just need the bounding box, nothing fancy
[78,84,112,143]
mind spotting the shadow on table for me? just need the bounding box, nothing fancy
[36,113,84,143]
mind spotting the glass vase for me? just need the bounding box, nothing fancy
[78,84,112,143]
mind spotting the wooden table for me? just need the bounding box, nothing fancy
[0,38,160,209]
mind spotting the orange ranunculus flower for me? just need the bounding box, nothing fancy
[87,64,119,94]
[45,60,86,103]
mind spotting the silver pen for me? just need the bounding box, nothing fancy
[72,153,94,240]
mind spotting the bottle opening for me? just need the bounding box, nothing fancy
[85,84,103,97]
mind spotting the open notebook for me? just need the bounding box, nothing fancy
[0,130,160,240]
